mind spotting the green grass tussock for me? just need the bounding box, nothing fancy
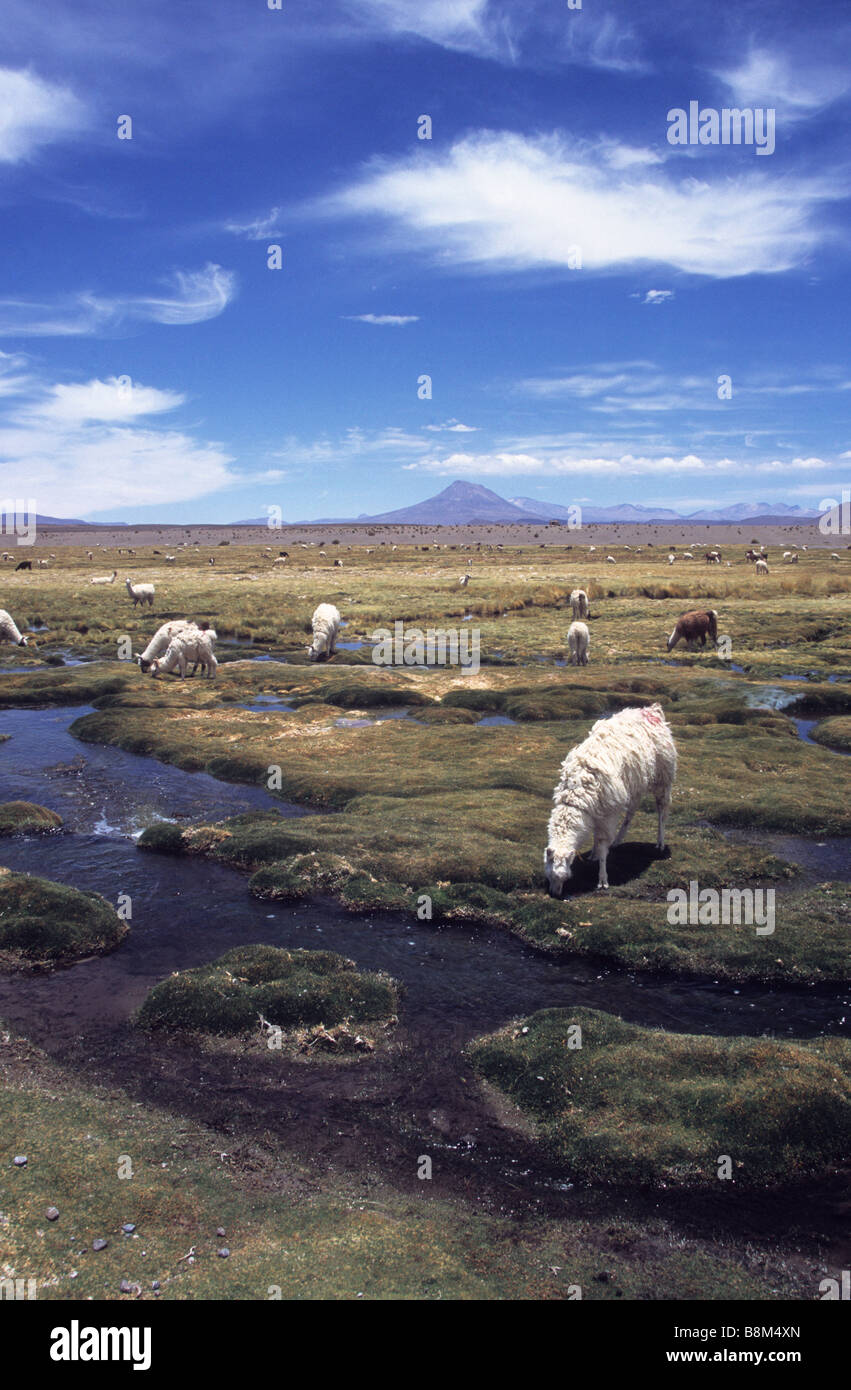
[0,871,127,968]
[468,1007,851,1188]
[137,943,399,1035]
[0,801,62,836]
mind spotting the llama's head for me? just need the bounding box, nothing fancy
[307,632,329,661]
[17,634,28,647]
[544,845,576,898]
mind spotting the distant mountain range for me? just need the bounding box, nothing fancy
[23,515,123,526]
[36,484,826,529]
[268,480,824,526]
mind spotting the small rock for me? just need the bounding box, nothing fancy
[13,1155,27,1167]
[151,1281,160,1291]
[217,1247,230,1258]
[216,1227,226,1238]
[46,1207,60,1221]
[92,1238,108,1252]
[119,1279,132,1294]
[121,1223,136,1234]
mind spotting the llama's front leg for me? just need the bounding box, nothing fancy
[655,791,671,851]
[593,839,611,889]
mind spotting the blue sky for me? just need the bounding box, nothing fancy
[0,0,849,522]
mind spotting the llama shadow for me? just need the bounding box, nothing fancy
[560,840,670,896]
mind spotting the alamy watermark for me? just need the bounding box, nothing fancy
[371,620,480,674]
[0,1277,36,1300]
[667,102,775,156]
[0,498,37,546]
[819,489,850,535]
[667,881,775,935]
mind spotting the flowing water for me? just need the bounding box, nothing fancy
[0,704,847,1046]
[0,704,848,1223]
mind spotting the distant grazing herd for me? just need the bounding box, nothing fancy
[0,541,844,678]
[1,541,846,894]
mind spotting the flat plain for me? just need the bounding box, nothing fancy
[0,525,849,1300]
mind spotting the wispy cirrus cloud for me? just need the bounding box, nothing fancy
[225,207,285,240]
[403,450,840,479]
[344,0,645,71]
[346,0,494,53]
[0,349,34,397]
[0,264,236,337]
[0,67,87,162]
[266,426,431,470]
[716,48,851,116]
[343,313,420,325]
[517,362,851,415]
[319,131,839,278]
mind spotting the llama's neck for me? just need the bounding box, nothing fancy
[548,800,591,855]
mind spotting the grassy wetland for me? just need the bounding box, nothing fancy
[0,533,849,1299]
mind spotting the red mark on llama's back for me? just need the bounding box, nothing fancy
[640,705,664,725]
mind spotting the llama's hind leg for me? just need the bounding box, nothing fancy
[654,784,672,851]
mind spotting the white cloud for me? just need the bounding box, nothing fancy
[134,265,236,326]
[0,349,33,397]
[344,313,420,325]
[26,378,185,425]
[321,131,836,278]
[0,67,87,162]
[344,0,499,56]
[717,49,850,115]
[643,289,674,305]
[403,451,840,479]
[521,372,637,399]
[517,363,851,416]
[346,1,645,71]
[424,419,478,432]
[225,207,284,240]
[0,264,236,336]
[268,426,431,468]
[0,373,237,515]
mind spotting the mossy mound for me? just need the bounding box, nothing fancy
[0,667,135,708]
[809,716,851,753]
[137,943,399,1035]
[415,706,479,725]
[304,679,432,709]
[0,801,62,836]
[0,872,127,968]
[468,1007,851,1189]
[440,683,654,723]
[510,881,850,986]
[786,687,851,717]
[136,819,187,853]
[249,851,358,901]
